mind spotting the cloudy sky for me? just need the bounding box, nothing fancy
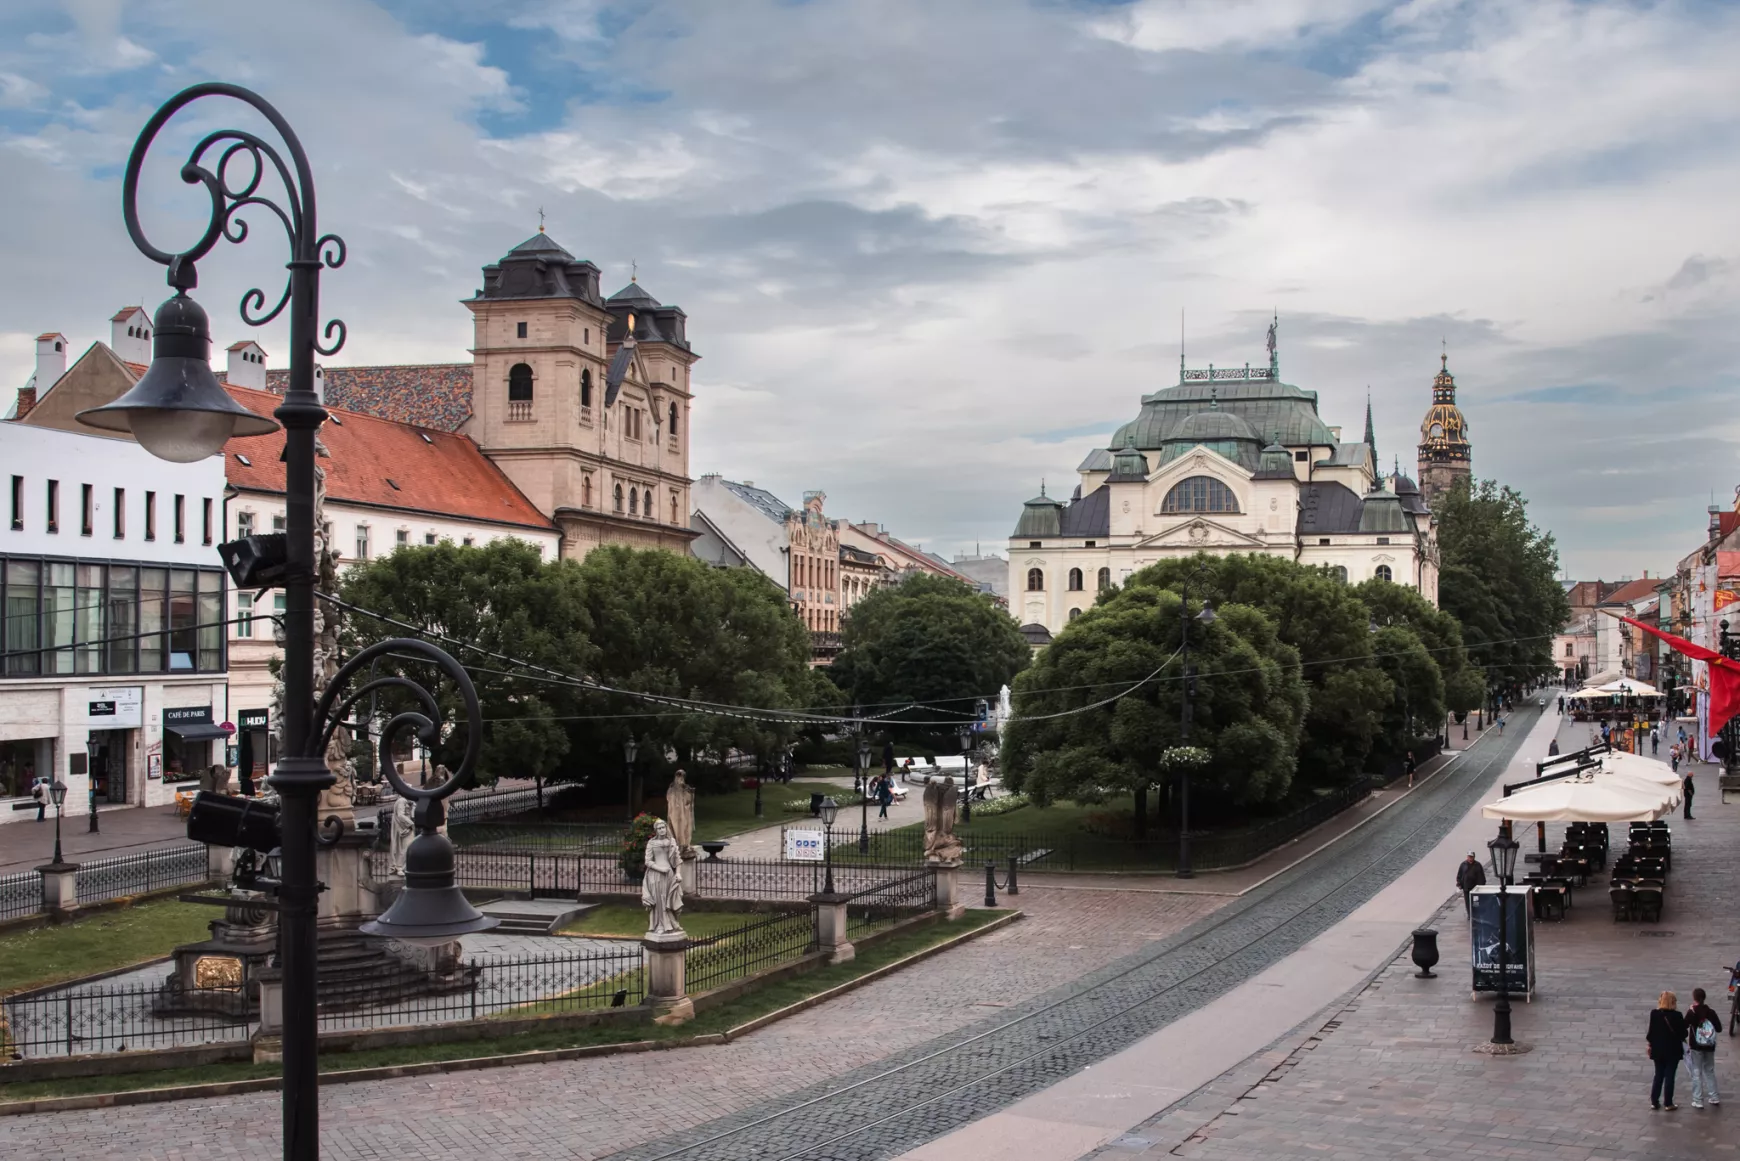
[2,0,1736,581]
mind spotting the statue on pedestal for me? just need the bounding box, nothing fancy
[666,768,696,860]
[388,794,416,877]
[641,819,686,936]
[923,776,963,866]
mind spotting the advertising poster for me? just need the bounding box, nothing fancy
[1470,886,1534,997]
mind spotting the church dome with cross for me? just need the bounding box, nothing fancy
[1416,353,1471,506]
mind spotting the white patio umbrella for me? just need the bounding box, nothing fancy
[1596,678,1660,697]
[1482,771,1677,823]
[1597,750,1681,785]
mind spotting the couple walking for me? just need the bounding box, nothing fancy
[1648,989,1725,1110]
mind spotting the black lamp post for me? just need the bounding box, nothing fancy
[1176,565,1217,880]
[1487,828,1519,1046]
[48,780,67,865]
[958,724,974,824]
[820,795,839,895]
[754,754,764,819]
[84,736,100,833]
[857,733,871,854]
[623,736,639,818]
[79,83,492,1161]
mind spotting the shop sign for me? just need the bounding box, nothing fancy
[238,709,269,731]
[164,706,214,728]
[86,686,143,729]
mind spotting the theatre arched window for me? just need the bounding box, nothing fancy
[1161,476,1239,514]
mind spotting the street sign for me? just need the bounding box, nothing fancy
[783,827,825,862]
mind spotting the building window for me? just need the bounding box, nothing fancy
[273,514,286,532]
[145,492,157,541]
[462,536,475,547]
[45,480,58,534]
[1097,567,1111,591]
[1318,538,1330,546]
[629,489,639,516]
[237,511,254,538]
[1374,564,1392,582]
[508,362,534,402]
[516,321,527,339]
[236,592,254,638]
[202,498,213,545]
[614,484,624,513]
[113,489,125,538]
[355,526,370,561]
[81,484,93,537]
[1068,568,1084,591]
[425,532,437,546]
[580,369,593,412]
[1069,608,1081,621]
[1376,536,1390,546]
[0,555,227,677]
[1331,565,1348,583]
[670,494,678,524]
[1026,568,1044,592]
[583,477,593,508]
[643,489,653,519]
[1565,643,1574,657]
[7,476,19,531]
[669,402,678,437]
[1161,476,1240,514]
[396,529,409,547]
[173,495,185,543]
[1295,450,1308,462]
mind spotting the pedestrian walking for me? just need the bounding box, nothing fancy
[30,775,46,822]
[1548,739,1560,757]
[1404,750,1417,789]
[1456,851,1486,917]
[882,738,895,777]
[876,776,893,819]
[1652,728,1660,756]
[1684,774,1695,820]
[1650,991,1689,1110]
[1497,716,1506,735]
[1687,987,1724,1108]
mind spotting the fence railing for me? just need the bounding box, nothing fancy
[685,908,815,995]
[74,843,208,905]
[0,869,42,922]
[843,866,937,942]
[316,944,646,1032]
[444,783,581,826]
[450,820,629,854]
[2,980,255,1059]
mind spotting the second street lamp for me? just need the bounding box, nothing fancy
[84,737,100,833]
[623,736,640,819]
[1487,827,1519,1047]
[820,795,839,895]
[48,780,67,865]
[958,724,974,824]
[857,733,871,854]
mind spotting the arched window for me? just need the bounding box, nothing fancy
[580,369,592,409]
[669,402,678,436]
[1330,565,1348,583]
[1068,568,1083,591]
[508,362,534,402]
[1161,476,1240,513]
[583,477,592,508]
[629,489,639,515]
[670,495,679,524]
[1068,608,1081,621]
[643,490,653,518]
[614,484,624,513]
[1097,567,1111,591]
[1374,564,1392,582]
[1026,568,1044,591]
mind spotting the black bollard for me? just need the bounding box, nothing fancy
[984,861,997,907]
[1410,927,1440,978]
[1007,853,1020,896]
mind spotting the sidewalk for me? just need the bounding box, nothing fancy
[0,803,188,876]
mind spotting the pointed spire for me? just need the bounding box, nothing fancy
[537,206,546,233]
[1040,478,1047,497]
[1363,388,1377,458]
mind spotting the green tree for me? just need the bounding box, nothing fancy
[831,574,1031,730]
[1001,588,1306,837]
[1127,553,1389,787]
[1435,478,1570,694]
[337,539,596,787]
[1354,576,1480,733]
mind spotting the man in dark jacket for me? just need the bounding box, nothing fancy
[1684,774,1696,820]
[1686,987,1723,1108]
[1456,852,1486,916]
[882,739,895,777]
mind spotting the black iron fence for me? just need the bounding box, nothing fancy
[74,843,208,905]
[685,908,815,995]
[843,867,937,942]
[316,944,646,1031]
[449,820,628,853]
[2,979,254,1059]
[0,869,41,922]
[444,783,582,826]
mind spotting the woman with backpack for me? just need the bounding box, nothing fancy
[1649,991,1689,1110]
[1687,987,1724,1108]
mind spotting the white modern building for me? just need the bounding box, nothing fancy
[0,421,230,823]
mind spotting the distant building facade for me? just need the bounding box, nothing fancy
[1416,354,1472,507]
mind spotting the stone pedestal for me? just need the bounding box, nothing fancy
[36,861,78,915]
[678,855,697,897]
[205,845,235,882]
[643,929,693,1024]
[316,831,380,923]
[810,893,854,964]
[930,861,966,920]
[256,966,285,1034]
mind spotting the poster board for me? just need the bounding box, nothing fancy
[783,827,825,862]
[1470,886,1535,999]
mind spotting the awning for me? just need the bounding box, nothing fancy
[1482,770,1677,823]
[165,723,231,742]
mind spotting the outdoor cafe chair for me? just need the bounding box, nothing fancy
[1634,886,1665,923]
[1534,886,1568,922]
[1610,884,1635,921]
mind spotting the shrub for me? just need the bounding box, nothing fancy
[618,813,661,879]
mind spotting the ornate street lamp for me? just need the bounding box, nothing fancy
[48,781,68,865]
[81,83,488,1161]
[819,795,839,896]
[1176,564,1217,879]
[957,723,974,824]
[623,735,640,817]
[84,736,100,833]
[857,733,872,854]
[1487,828,1519,1046]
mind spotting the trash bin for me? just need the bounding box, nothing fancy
[810,792,824,817]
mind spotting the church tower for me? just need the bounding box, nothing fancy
[1416,353,1470,507]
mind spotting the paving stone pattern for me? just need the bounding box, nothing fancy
[1096,712,1737,1161]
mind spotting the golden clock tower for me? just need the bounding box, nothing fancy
[1416,353,1470,506]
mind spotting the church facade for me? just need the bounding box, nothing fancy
[1008,328,1439,638]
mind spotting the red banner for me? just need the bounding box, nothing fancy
[1717,589,1740,613]
[1612,612,1740,738]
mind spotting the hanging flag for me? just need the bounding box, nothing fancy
[1607,611,1740,738]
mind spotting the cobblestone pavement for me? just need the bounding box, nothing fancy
[1095,709,1737,1161]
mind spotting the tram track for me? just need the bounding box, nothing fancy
[612,709,1540,1161]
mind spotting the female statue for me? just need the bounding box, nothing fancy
[641,819,686,936]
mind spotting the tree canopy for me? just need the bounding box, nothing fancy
[1001,585,1306,834]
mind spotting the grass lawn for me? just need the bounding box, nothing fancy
[0,910,1010,1102]
[555,904,784,940]
[690,780,854,842]
[0,900,212,994]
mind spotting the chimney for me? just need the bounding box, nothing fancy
[14,386,36,419]
[35,333,67,391]
[226,341,269,391]
[110,307,151,364]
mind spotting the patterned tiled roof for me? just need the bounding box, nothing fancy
[221,384,553,532]
[265,364,473,432]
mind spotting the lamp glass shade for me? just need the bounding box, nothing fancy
[360,831,499,945]
[819,796,838,827]
[1198,604,1217,624]
[1488,832,1519,881]
[623,738,638,764]
[49,781,67,807]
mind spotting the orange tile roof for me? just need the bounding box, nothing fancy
[110,307,144,322]
[220,385,554,532]
[36,332,64,341]
[1601,576,1663,605]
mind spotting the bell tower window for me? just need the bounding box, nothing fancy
[580,369,592,409]
[508,363,534,401]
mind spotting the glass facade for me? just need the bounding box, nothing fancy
[0,554,226,678]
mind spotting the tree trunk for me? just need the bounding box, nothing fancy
[1133,782,1148,841]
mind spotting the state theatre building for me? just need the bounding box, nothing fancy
[1009,329,1439,638]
